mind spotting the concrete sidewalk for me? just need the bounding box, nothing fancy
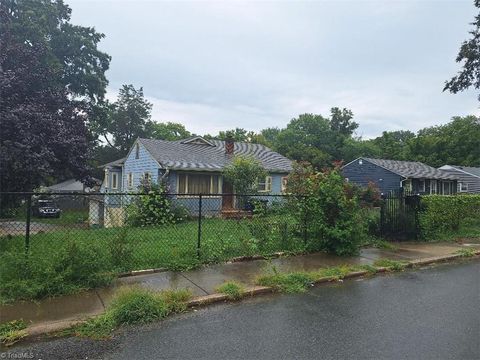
[1,241,479,331]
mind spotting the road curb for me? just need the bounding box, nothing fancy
[18,251,480,343]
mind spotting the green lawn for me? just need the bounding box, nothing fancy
[0,215,305,272]
[13,208,89,225]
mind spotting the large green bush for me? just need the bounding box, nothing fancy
[287,163,366,256]
[419,194,480,240]
[126,182,177,227]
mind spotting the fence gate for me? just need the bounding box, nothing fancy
[380,191,421,240]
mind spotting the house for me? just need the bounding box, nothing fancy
[341,157,458,195]
[438,165,480,194]
[92,136,292,226]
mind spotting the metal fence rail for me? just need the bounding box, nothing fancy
[379,191,421,240]
[0,192,309,272]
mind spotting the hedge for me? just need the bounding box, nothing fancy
[419,195,480,240]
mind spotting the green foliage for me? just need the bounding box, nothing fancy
[215,281,245,300]
[147,122,191,141]
[288,164,365,256]
[444,0,480,101]
[373,259,408,271]
[74,287,191,339]
[0,240,113,303]
[126,182,177,227]
[419,195,480,240]
[455,248,477,257]
[257,271,314,293]
[0,320,28,346]
[108,227,134,271]
[223,155,267,195]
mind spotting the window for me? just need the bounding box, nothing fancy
[458,182,468,192]
[418,179,425,193]
[281,177,288,193]
[104,169,109,188]
[111,173,118,190]
[258,176,273,192]
[177,173,221,195]
[403,179,412,192]
[430,180,437,194]
[135,143,140,159]
[443,181,451,195]
[127,173,134,188]
[143,172,151,182]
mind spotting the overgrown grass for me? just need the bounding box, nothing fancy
[373,258,408,271]
[0,320,27,346]
[0,216,304,303]
[256,264,377,293]
[455,248,477,257]
[215,281,245,300]
[72,287,191,339]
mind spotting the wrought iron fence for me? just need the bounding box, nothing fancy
[0,192,310,272]
[379,190,421,240]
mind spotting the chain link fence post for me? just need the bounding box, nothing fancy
[197,194,202,259]
[25,193,32,255]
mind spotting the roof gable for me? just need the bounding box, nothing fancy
[440,165,480,179]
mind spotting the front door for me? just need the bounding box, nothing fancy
[222,181,234,210]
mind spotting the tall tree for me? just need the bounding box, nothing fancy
[372,130,415,160]
[102,85,153,154]
[0,7,90,193]
[444,0,480,100]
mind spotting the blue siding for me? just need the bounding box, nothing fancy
[342,159,403,194]
[123,141,161,191]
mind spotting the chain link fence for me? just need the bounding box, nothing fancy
[0,192,309,272]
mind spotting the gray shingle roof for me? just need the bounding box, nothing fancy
[363,158,457,180]
[445,165,480,178]
[139,138,293,173]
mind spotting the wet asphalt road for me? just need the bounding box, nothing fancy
[3,261,479,360]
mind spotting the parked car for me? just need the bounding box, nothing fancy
[32,199,61,218]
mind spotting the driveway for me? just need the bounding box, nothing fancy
[4,261,479,360]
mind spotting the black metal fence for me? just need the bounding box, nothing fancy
[380,191,421,240]
[0,192,310,272]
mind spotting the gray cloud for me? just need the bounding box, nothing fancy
[69,0,479,138]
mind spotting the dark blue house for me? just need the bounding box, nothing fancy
[341,158,458,195]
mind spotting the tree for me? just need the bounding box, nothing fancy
[102,85,153,154]
[408,116,480,167]
[329,107,358,136]
[444,0,480,101]
[372,130,415,160]
[272,109,357,169]
[146,122,191,141]
[210,128,267,144]
[0,9,90,194]
[4,0,110,103]
[223,156,267,195]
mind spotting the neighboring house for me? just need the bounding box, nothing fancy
[438,165,480,194]
[92,136,292,226]
[45,178,100,210]
[341,157,458,195]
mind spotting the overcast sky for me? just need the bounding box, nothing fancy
[68,0,478,138]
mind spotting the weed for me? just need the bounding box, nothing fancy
[257,271,314,293]
[0,320,27,346]
[358,264,378,274]
[373,258,408,271]
[215,282,245,300]
[455,248,477,257]
[72,287,192,339]
[314,265,354,280]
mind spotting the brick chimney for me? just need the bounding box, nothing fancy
[225,135,234,155]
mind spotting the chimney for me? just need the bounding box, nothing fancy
[225,135,234,155]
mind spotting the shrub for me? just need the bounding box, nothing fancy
[126,182,176,227]
[419,195,480,240]
[287,163,366,256]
